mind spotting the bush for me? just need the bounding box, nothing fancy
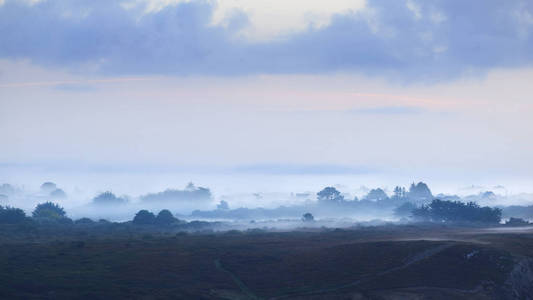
[133,210,156,225]
[0,206,26,224]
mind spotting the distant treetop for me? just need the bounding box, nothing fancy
[40,182,57,193]
[408,182,433,204]
[302,212,314,222]
[133,210,156,225]
[32,202,67,220]
[0,184,15,195]
[217,200,230,210]
[0,206,26,224]
[92,191,127,205]
[412,199,501,224]
[50,188,67,198]
[141,183,212,203]
[364,188,389,202]
[317,187,344,203]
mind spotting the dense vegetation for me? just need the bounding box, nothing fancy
[0,206,26,224]
[141,182,212,203]
[412,199,502,223]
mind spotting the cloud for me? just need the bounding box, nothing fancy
[350,106,424,115]
[0,0,532,80]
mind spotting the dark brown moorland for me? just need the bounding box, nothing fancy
[1,224,533,299]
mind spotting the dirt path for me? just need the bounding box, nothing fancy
[270,243,454,299]
[214,259,262,300]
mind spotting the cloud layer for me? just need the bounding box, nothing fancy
[0,0,532,80]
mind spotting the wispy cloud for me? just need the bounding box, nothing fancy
[350,106,424,115]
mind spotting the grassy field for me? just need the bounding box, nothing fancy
[0,224,532,299]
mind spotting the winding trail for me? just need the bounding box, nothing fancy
[270,243,454,299]
[215,243,454,300]
[214,259,261,300]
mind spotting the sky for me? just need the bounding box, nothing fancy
[1,0,533,199]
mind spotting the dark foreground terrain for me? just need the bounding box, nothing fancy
[1,224,533,299]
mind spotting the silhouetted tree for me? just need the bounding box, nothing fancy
[133,210,156,225]
[155,209,175,226]
[364,188,389,201]
[92,191,126,205]
[411,199,501,223]
[408,182,433,204]
[317,187,344,203]
[50,188,66,198]
[40,182,57,193]
[0,183,15,195]
[0,206,26,224]
[32,202,66,219]
[394,202,417,217]
[217,200,230,210]
[505,217,530,226]
[392,186,407,201]
[302,212,314,222]
[141,183,212,203]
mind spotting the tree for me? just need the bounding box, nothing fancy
[32,202,66,220]
[364,188,389,201]
[92,191,126,205]
[317,187,344,203]
[408,182,433,204]
[0,206,26,224]
[505,217,530,226]
[155,209,176,226]
[302,212,314,222]
[411,199,501,224]
[394,202,417,217]
[50,188,66,198]
[217,200,230,210]
[0,183,15,195]
[141,183,212,203]
[40,182,57,193]
[392,186,407,200]
[133,210,156,225]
